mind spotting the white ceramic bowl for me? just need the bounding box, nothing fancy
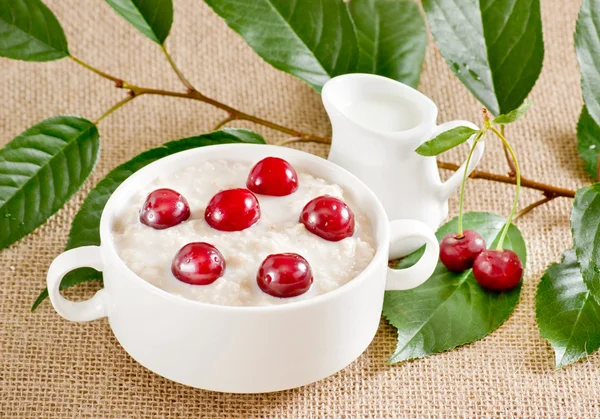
[46,144,439,393]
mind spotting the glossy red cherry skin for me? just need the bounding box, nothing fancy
[247,157,299,196]
[257,253,314,298]
[299,196,355,241]
[205,188,260,231]
[139,188,190,229]
[439,230,486,272]
[473,249,523,291]
[171,242,226,285]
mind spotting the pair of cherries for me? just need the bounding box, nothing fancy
[171,243,313,298]
[439,230,523,291]
[139,187,262,232]
[139,157,355,298]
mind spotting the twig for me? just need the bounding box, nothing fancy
[437,161,576,198]
[213,114,237,130]
[276,136,305,147]
[130,86,332,144]
[160,45,195,92]
[93,95,135,124]
[70,56,123,85]
[72,57,578,203]
[500,125,538,187]
[502,144,516,175]
[501,125,517,176]
[514,195,557,220]
[70,57,330,144]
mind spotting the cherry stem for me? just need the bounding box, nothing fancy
[491,126,521,250]
[71,56,577,211]
[457,130,485,236]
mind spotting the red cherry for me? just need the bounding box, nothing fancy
[171,242,226,285]
[247,157,299,196]
[472,249,523,291]
[257,253,314,298]
[139,188,190,229]
[439,230,486,272]
[299,196,355,241]
[205,188,260,231]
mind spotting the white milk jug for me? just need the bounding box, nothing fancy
[322,74,484,254]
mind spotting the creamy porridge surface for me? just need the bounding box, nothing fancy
[112,159,376,306]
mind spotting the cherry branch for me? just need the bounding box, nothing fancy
[70,56,122,83]
[436,161,575,197]
[128,84,332,144]
[93,94,135,124]
[213,115,236,130]
[500,125,519,177]
[72,56,577,207]
[160,45,195,92]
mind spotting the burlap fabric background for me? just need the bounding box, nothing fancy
[0,0,596,417]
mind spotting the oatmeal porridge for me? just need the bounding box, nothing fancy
[112,158,375,306]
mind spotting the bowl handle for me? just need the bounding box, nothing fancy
[47,246,108,322]
[386,220,439,291]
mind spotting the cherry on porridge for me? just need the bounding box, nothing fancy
[300,195,355,241]
[257,253,314,298]
[205,188,260,231]
[171,242,226,285]
[139,188,191,229]
[246,157,299,196]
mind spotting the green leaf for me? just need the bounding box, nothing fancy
[347,0,427,88]
[577,106,600,181]
[536,250,600,368]
[204,0,358,92]
[576,0,600,127]
[32,129,266,310]
[415,126,478,156]
[493,98,533,125]
[571,183,600,305]
[422,0,544,116]
[0,0,69,61]
[383,212,526,363]
[0,116,99,249]
[105,0,173,44]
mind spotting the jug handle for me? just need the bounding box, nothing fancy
[432,120,485,201]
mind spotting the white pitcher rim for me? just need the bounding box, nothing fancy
[321,73,438,140]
